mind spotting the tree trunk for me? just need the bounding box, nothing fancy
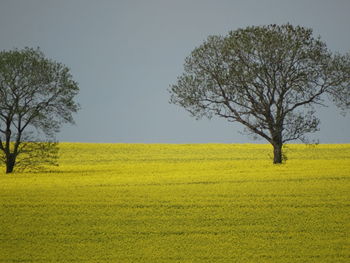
[273,143,283,164]
[6,154,16,174]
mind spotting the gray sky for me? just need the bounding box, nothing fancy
[1,0,349,143]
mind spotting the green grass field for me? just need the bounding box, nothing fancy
[0,143,349,262]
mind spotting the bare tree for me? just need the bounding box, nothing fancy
[170,24,350,163]
[0,47,79,173]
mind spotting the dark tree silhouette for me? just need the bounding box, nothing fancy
[0,47,79,173]
[170,24,350,163]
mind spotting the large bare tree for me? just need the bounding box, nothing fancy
[170,24,350,163]
[0,47,79,173]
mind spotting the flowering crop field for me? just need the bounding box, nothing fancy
[0,143,349,262]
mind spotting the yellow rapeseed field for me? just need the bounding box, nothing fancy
[0,143,349,262]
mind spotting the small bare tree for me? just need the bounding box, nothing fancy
[170,24,350,163]
[0,47,79,173]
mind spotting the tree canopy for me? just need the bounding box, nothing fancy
[170,24,350,163]
[0,47,79,173]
